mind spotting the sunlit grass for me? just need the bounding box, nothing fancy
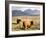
[12,16,40,31]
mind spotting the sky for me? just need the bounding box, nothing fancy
[12,6,40,11]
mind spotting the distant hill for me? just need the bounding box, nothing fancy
[12,10,23,16]
[12,9,40,16]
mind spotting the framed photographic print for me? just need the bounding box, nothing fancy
[5,1,45,37]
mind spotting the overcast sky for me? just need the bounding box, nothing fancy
[12,6,40,11]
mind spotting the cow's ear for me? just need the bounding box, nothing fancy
[17,19,21,24]
[30,21,33,25]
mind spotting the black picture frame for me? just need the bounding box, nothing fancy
[5,1,45,38]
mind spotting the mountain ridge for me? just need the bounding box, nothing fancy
[12,9,40,16]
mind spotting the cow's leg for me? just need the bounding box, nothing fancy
[25,24,28,30]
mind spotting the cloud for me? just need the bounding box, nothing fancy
[12,7,40,11]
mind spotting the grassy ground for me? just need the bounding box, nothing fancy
[12,16,40,31]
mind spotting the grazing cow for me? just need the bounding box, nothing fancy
[23,21,33,30]
[22,16,32,30]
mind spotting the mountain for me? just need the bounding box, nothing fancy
[12,10,23,16]
[12,9,40,16]
[24,9,40,16]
